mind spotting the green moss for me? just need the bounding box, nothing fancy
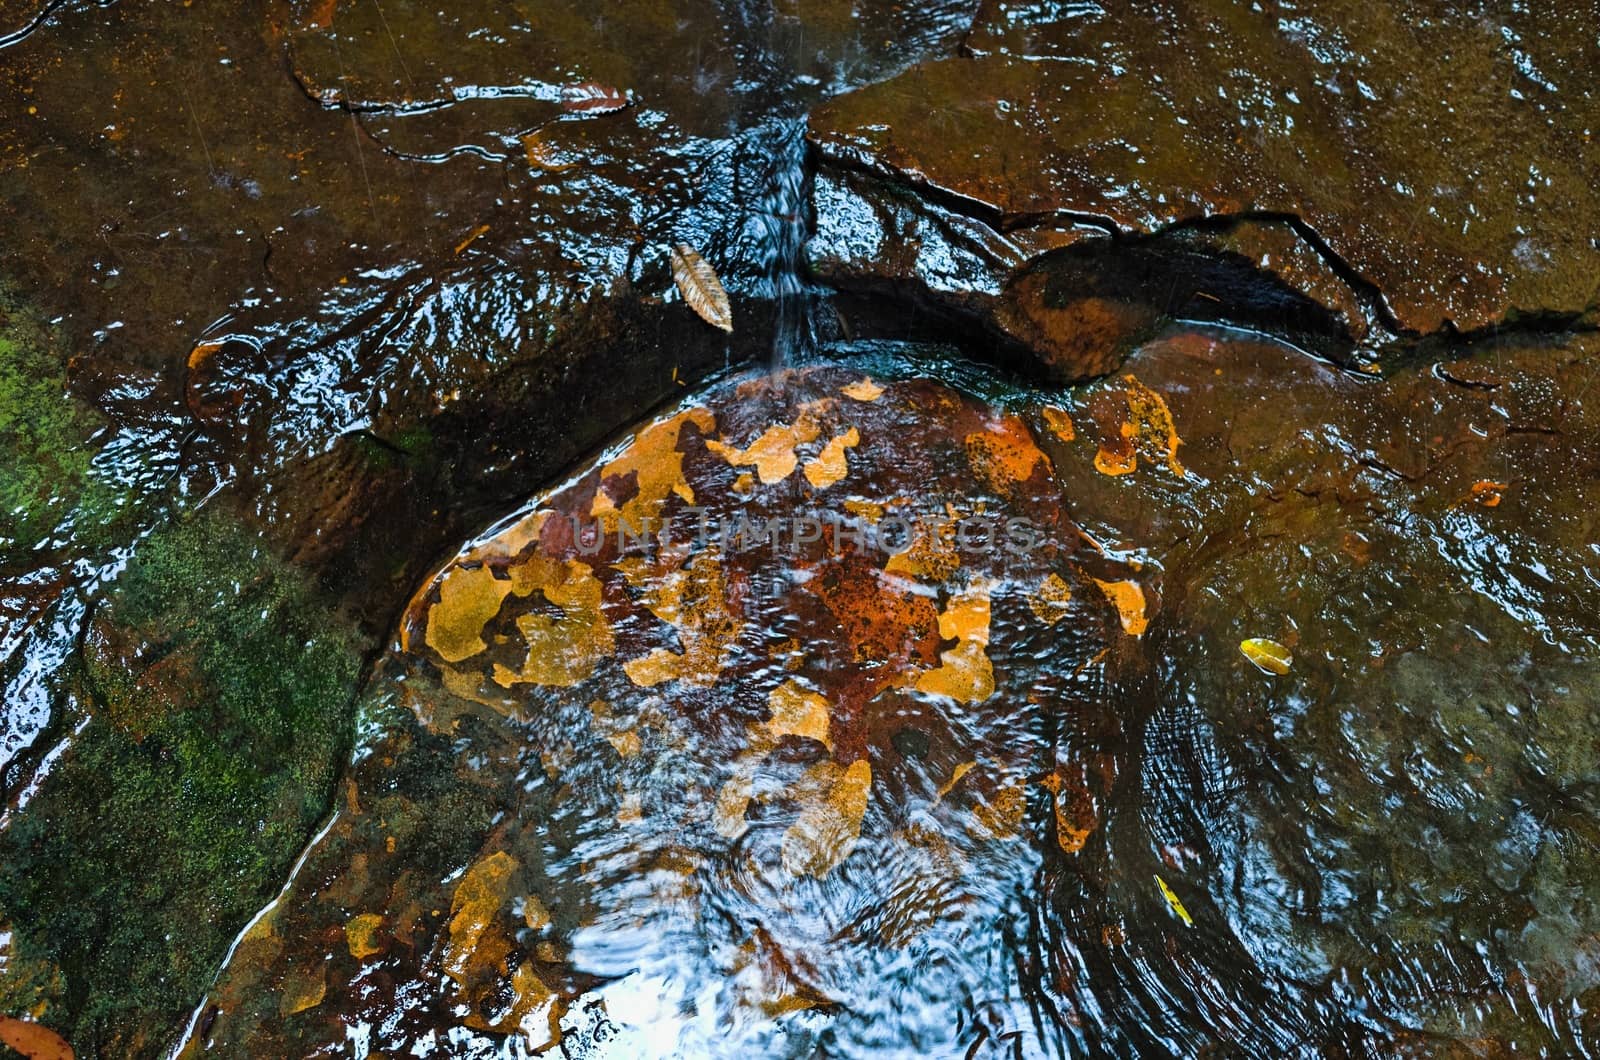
[0,511,365,1056]
[0,293,126,558]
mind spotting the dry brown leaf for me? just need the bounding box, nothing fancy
[560,82,630,114]
[0,1016,73,1060]
[670,244,734,333]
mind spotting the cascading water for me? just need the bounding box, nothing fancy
[749,119,817,371]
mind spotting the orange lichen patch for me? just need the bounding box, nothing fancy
[443,851,519,986]
[1093,431,1140,476]
[591,408,716,531]
[765,679,832,749]
[1092,578,1149,636]
[1468,479,1509,507]
[1041,405,1076,442]
[425,565,515,663]
[884,519,961,583]
[491,560,614,688]
[620,549,740,687]
[279,963,327,1017]
[1041,769,1099,854]
[1027,573,1073,626]
[965,416,1050,492]
[803,427,860,489]
[809,555,942,700]
[915,583,995,703]
[732,471,756,494]
[705,415,823,485]
[840,377,885,401]
[1094,375,1185,477]
[781,759,873,877]
[345,913,383,959]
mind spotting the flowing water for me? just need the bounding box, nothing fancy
[2,2,1599,1058]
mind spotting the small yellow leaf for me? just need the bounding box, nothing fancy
[1156,874,1194,926]
[1092,578,1148,637]
[670,243,734,333]
[1239,637,1292,675]
[841,378,884,401]
[803,427,860,489]
[765,679,832,749]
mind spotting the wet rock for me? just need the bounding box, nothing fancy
[177,361,1144,1057]
[810,0,1600,337]
[0,509,364,1055]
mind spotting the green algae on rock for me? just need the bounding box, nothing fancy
[0,511,364,1057]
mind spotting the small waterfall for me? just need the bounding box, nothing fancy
[752,119,816,371]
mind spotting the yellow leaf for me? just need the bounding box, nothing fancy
[591,408,716,532]
[490,561,614,688]
[620,549,740,687]
[802,427,860,489]
[425,565,514,663]
[915,583,995,703]
[1240,637,1292,675]
[1156,874,1194,926]
[1092,578,1148,637]
[345,913,383,959]
[782,760,872,877]
[840,377,884,401]
[705,417,823,485]
[444,851,519,986]
[670,243,734,333]
[765,679,832,749]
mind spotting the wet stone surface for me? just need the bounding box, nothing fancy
[0,0,1599,1057]
[811,0,1600,343]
